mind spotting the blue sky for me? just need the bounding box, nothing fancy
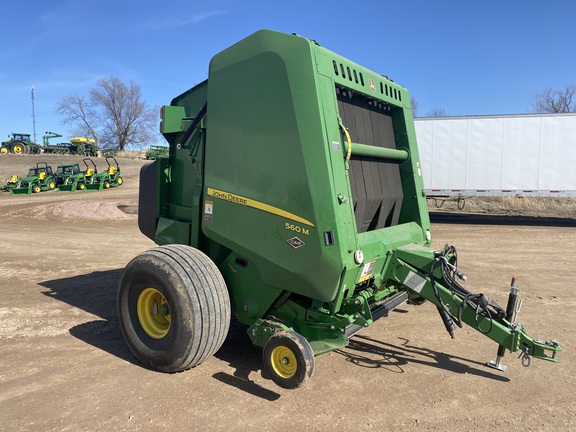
[1,0,575,146]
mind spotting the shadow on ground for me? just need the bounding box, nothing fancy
[39,269,137,365]
[38,271,508,396]
[337,333,510,382]
[37,270,279,399]
[430,211,576,227]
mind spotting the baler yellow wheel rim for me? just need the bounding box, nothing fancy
[270,345,298,379]
[137,288,171,339]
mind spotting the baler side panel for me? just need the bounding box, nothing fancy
[202,31,345,307]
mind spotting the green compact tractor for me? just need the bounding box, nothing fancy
[1,133,41,155]
[56,159,97,192]
[11,162,56,195]
[118,30,562,389]
[0,175,20,192]
[85,156,123,190]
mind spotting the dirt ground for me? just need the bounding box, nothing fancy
[0,154,574,431]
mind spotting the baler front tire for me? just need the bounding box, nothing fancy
[263,331,315,389]
[118,245,231,372]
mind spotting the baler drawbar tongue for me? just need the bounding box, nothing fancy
[392,244,562,368]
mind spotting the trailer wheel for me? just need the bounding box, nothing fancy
[263,331,315,389]
[118,245,231,372]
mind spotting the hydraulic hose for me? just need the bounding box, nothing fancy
[430,244,505,337]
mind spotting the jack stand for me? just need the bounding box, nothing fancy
[486,277,519,372]
[487,346,509,371]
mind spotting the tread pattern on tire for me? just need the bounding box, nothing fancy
[119,244,231,371]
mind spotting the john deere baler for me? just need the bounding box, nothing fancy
[118,30,561,389]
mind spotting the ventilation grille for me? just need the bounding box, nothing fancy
[332,60,402,102]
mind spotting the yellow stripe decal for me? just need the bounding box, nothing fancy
[207,187,315,227]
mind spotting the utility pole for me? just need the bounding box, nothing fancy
[31,86,37,142]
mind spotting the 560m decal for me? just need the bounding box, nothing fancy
[206,187,315,227]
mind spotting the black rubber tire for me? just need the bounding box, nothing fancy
[13,142,25,154]
[118,245,231,372]
[263,331,315,389]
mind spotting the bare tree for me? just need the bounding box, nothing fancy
[57,77,158,150]
[56,94,99,139]
[531,84,576,113]
[410,96,419,116]
[427,107,448,117]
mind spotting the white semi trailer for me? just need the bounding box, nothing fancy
[414,113,576,202]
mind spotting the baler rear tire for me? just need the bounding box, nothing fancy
[263,331,315,389]
[118,245,231,372]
